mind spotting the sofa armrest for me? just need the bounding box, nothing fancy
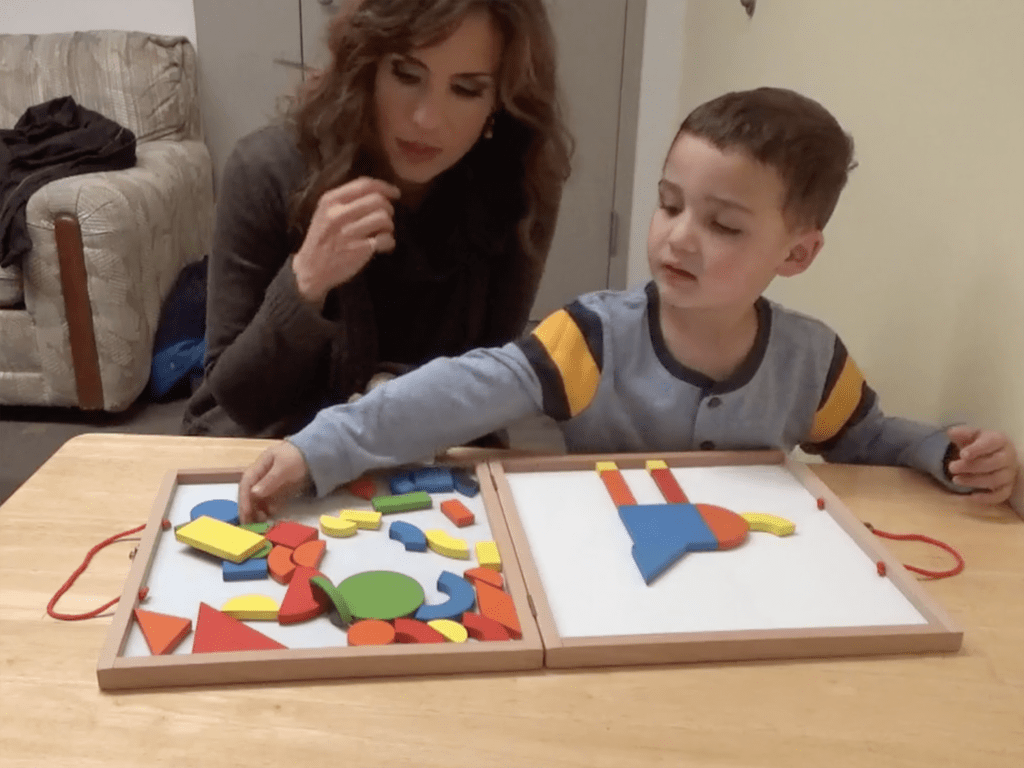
[23,139,214,411]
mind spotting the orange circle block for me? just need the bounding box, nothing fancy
[695,504,749,550]
[347,619,396,646]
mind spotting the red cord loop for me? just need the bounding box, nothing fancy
[866,523,965,579]
[46,523,146,620]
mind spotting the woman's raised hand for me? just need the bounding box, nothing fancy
[292,177,401,306]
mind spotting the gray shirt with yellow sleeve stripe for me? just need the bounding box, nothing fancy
[291,282,959,497]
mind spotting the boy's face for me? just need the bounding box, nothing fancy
[647,134,822,316]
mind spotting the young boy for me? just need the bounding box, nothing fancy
[239,87,1018,522]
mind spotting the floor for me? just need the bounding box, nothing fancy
[0,394,190,506]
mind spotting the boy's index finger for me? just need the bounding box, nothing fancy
[957,431,1006,462]
[946,424,980,450]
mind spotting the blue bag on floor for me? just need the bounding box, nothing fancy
[149,256,207,400]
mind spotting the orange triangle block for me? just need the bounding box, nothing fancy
[474,581,522,639]
[192,602,287,653]
[134,608,192,655]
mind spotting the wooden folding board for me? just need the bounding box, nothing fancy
[96,451,962,690]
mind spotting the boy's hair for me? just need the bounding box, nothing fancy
[677,87,856,230]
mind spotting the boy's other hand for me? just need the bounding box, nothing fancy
[946,425,1019,504]
[238,441,312,523]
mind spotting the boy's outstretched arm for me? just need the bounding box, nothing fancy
[945,425,1019,504]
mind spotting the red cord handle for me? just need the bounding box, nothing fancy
[866,523,965,579]
[46,523,147,620]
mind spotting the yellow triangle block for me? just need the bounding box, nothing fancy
[428,619,469,643]
[221,594,280,621]
[175,516,267,563]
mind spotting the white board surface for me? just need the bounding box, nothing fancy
[505,464,929,638]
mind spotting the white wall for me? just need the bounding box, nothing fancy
[628,0,1023,512]
[625,0,689,287]
[0,0,197,46]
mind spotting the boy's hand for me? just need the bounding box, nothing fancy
[238,441,312,523]
[945,425,1019,504]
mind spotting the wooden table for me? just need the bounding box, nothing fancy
[1,433,1021,768]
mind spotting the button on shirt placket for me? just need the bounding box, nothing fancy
[697,394,722,451]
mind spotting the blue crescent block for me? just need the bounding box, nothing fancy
[411,466,455,494]
[414,571,476,622]
[618,504,718,584]
[452,469,480,497]
[388,472,417,495]
[190,498,240,525]
[222,557,269,582]
[388,520,428,552]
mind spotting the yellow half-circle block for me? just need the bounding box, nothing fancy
[339,509,382,530]
[320,514,358,538]
[425,529,470,559]
[220,594,279,621]
[475,540,502,571]
[428,619,469,643]
[740,513,796,537]
[595,461,618,472]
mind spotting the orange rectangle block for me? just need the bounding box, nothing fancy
[599,470,636,507]
[650,467,688,503]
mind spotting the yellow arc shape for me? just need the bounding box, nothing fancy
[424,529,470,559]
[739,513,796,537]
[320,514,358,537]
[220,594,279,621]
[428,619,469,643]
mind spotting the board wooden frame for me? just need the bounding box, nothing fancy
[96,467,544,691]
[486,450,963,669]
[97,452,962,691]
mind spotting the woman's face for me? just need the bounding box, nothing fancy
[373,9,501,190]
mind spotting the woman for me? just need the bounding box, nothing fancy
[183,0,572,437]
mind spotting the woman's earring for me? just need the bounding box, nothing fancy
[483,113,495,140]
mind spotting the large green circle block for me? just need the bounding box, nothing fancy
[337,571,425,620]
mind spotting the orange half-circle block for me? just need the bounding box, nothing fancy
[695,504,749,549]
[268,545,296,584]
[292,539,326,568]
[393,618,446,644]
[461,611,512,642]
[347,619,396,646]
[464,566,503,589]
[474,581,522,639]
[134,608,192,655]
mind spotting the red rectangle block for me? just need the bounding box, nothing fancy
[650,467,688,503]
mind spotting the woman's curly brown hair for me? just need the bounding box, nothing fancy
[287,0,573,268]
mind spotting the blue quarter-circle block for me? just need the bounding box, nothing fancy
[414,571,476,622]
[222,557,269,582]
[618,504,718,585]
[388,520,427,552]
[452,469,480,497]
[190,498,240,525]
[411,466,455,494]
[389,472,417,495]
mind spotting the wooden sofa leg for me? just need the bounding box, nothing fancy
[54,214,104,410]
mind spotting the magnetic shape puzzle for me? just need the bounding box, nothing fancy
[414,571,476,622]
[220,594,279,621]
[134,608,192,655]
[189,499,239,525]
[388,520,428,552]
[175,516,267,563]
[425,529,470,559]
[740,513,796,536]
[337,571,425,621]
[192,603,287,653]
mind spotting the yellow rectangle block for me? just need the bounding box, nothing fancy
[339,509,382,530]
[645,459,668,470]
[475,540,502,572]
[594,461,618,472]
[175,516,267,563]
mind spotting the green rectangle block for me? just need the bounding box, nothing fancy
[372,491,432,514]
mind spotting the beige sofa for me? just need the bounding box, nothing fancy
[0,31,213,410]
